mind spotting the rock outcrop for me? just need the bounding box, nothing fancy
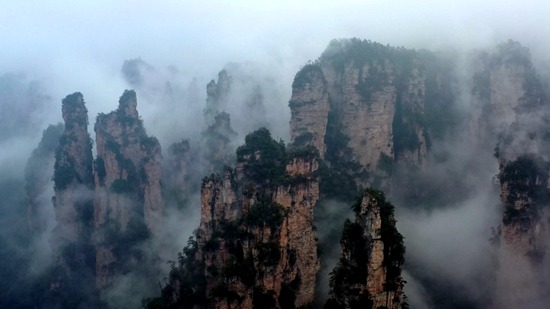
[155,128,320,308]
[489,41,550,308]
[326,188,405,309]
[289,39,431,187]
[472,40,544,143]
[50,92,98,306]
[205,69,232,125]
[93,90,163,289]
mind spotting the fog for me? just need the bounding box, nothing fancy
[2,0,550,308]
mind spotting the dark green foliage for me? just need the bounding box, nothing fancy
[321,108,362,202]
[493,40,532,67]
[420,51,461,141]
[203,238,220,252]
[223,255,256,287]
[327,189,405,307]
[245,194,285,231]
[140,135,160,152]
[279,274,301,309]
[355,64,389,102]
[237,127,287,185]
[211,283,243,302]
[94,157,106,184]
[393,102,421,157]
[321,38,390,73]
[365,189,405,289]
[292,62,323,90]
[255,242,281,267]
[110,179,133,194]
[253,288,277,309]
[52,163,77,191]
[499,156,550,227]
[500,156,550,204]
[62,92,88,128]
[292,132,314,148]
[318,160,361,203]
[378,152,395,175]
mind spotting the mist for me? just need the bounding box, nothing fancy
[2,1,550,308]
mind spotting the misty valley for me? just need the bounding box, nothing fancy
[3,38,550,309]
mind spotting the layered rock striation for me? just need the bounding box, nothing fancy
[490,41,550,308]
[156,128,320,308]
[50,92,98,306]
[93,90,163,288]
[289,39,432,187]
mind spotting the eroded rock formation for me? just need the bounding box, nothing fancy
[289,39,430,186]
[157,128,320,308]
[93,90,163,288]
[50,92,98,306]
[326,189,405,309]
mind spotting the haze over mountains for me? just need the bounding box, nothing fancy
[2,1,550,309]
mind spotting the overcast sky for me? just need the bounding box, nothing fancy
[1,0,550,128]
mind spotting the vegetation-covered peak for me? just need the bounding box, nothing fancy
[492,39,532,67]
[118,89,138,112]
[61,92,88,127]
[319,38,417,73]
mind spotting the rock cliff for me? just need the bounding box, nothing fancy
[326,189,405,309]
[472,40,545,142]
[155,128,320,308]
[490,41,550,307]
[93,90,163,289]
[289,39,431,187]
[50,92,98,306]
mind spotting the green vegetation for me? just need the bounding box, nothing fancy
[253,288,277,309]
[255,242,281,267]
[292,132,314,148]
[245,194,285,231]
[321,108,362,202]
[499,156,550,226]
[500,156,550,203]
[292,61,323,90]
[377,152,395,175]
[94,157,106,184]
[62,92,89,129]
[327,188,405,307]
[237,127,287,185]
[53,163,77,191]
[110,179,133,194]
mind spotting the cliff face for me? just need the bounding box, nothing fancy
[50,92,98,306]
[289,39,430,186]
[494,155,550,308]
[160,128,320,309]
[326,189,405,309]
[490,41,550,307]
[93,90,163,289]
[472,40,543,142]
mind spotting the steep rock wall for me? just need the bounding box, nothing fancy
[289,39,429,187]
[50,92,98,306]
[93,90,163,289]
[326,189,405,309]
